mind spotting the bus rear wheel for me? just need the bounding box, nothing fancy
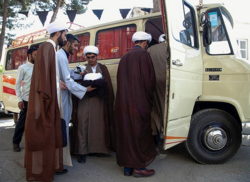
[185,109,242,164]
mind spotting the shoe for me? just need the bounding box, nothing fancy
[124,171,133,176]
[133,168,155,177]
[77,154,86,164]
[13,143,21,152]
[95,153,110,157]
[55,169,68,175]
[88,153,110,157]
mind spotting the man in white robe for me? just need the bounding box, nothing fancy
[57,34,94,166]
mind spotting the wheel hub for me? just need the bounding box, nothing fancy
[204,127,227,150]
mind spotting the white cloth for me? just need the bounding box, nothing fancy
[57,48,87,166]
[84,73,103,81]
[84,45,99,55]
[132,31,152,43]
[91,64,98,73]
[46,39,61,109]
[15,61,33,102]
[159,34,166,43]
[47,21,68,34]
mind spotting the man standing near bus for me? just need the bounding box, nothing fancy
[114,31,157,177]
[57,34,94,166]
[12,47,37,152]
[25,21,68,181]
[147,34,169,149]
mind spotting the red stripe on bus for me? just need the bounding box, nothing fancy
[3,86,16,95]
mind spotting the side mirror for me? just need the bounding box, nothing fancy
[203,21,212,47]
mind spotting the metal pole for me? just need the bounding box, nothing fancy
[199,0,203,7]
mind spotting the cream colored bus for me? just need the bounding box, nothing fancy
[0,0,247,164]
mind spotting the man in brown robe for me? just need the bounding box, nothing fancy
[25,21,68,181]
[114,31,157,177]
[77,45,115,164]
[147,34,170,148]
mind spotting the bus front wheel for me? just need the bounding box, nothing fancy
[185,109,241,164]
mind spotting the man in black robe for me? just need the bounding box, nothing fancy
[114,31,157,177]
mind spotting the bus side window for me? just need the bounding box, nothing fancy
[69,33,90,63]
[6,47,28,70]
[96,24,136,60]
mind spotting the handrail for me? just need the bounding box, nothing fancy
[11,22,85,48]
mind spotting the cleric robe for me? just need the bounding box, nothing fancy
[57,48,87,166]
[25,40,63,182]
[77,63,115,155]
[114,46,157,168]
[147,42,169,139]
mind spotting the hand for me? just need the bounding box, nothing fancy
[80,70,89,76]
[18,102,24,111]
[86,86,96,92]
[60,81,67,90]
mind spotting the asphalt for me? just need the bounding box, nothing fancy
[0,112,250,182]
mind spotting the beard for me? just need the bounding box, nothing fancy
[68,45,74,55]
[58,34,64,47]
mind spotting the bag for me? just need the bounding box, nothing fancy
[70,63,86,80]
[61,118,67,147]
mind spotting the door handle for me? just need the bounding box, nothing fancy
[172,59,183,66]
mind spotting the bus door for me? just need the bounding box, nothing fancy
[162,0,203,149]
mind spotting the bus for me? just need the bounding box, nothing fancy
[0,0,247,164]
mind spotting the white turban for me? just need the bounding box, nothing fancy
[84,45,99,55]
[159,34,166,43]
[47,21,68,34]
[84,73,103,81]
[132,31,152,43]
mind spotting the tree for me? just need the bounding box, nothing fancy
[0,0,32,62]
[0,0,8,63]
[152,0,161,13]
[0,0,92,62]
[33,0,91,23]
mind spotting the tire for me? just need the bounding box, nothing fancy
[185,109,242,164]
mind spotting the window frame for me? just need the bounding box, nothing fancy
[205,8,234,56]
[68,32,91,63]
[171,0,199,49]
[237,39,248,60]
[5,46,28,71]
[95,24,137,61]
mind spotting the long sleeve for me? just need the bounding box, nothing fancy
[57,50,87,99]
[15,66,24,102]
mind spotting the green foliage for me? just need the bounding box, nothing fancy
[0,0,33,44]
[65,0,91,14]
[0,0,92,45]
[30,0,91,15]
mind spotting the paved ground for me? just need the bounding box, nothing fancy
[0,112,250,182]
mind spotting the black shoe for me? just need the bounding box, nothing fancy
[55,169,68,175]
[95,153,110,157]
[124,171,133,176]
[13,143,20,152]
[77,154,86,164]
